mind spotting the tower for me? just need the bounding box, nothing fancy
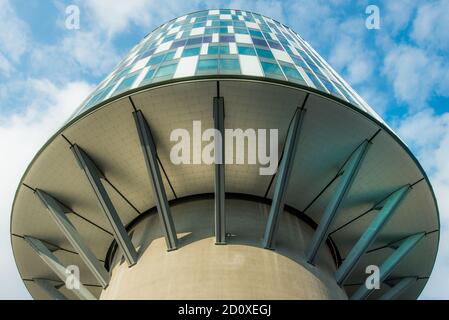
[11,9,439,300]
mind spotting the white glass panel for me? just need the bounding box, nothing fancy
[174,56,199,78]
[239,55,263,76]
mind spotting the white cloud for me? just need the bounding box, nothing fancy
[383,45,449,108]
[82,0,208,37]
[0,0,29,62]
[383,0,422,34]
[395,109,449,299]
[0,51,13,74]
[0,79,93,299]
[329,32,375,85]
[83,0,156,36]
[30,30,120,79]
[412,0,449,52]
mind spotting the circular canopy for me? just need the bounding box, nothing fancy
[10,78,439,299]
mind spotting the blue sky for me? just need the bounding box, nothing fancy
[1,0,448,299]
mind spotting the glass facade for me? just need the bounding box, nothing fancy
[71,9,381,122]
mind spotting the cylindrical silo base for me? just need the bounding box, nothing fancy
[100,198,347,300]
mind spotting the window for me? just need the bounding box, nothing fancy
[219,45,230,55]
[234,27,249,34]
[208,45,219,55]
[267,40,283,50]
[164,51,176,61]
[182,47,201,57]
[171,40,187,49]
[220,35,235,42]
[281,64,304,82]
[186,37,203,46]
[256,48,274,59]
[197,59,219,73]
[237,45,256,56]
[263,32,272,40]
[249,29,263,38]
[148,54,165,65]
[252,38,268,47]
[140,69,156,85]
[220,58,240,71]
[139,47,156,59]
[115,73,139,94]
[261,61,283,76]
[162,34,176,43]
[155,63,177,77]
[203,36,212,43]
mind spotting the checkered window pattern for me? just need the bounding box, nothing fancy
[71,9,380,122]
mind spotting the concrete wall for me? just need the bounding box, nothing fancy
[101,198,347,300]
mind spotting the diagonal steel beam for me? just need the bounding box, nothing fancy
[262,95,308,249]
[24,236,96,300]
[71,144,138,266]
[351,233,424,300]
[33,279,67,300]
[335,185,411,285]
[35,189,110,288]
[379,277,419,300]
[214,96,226,244]
[133,110,178,250]
[306,140,370,264]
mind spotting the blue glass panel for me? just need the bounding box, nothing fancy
[268,40,283,50]
[205,27,219,34]
[220,35,235,42]
[220,58,240,71]
[148,54,165,65]
[234,27,249,34]
[263,32,272,40]
[252,38,268,47]
[186,37,203,45]
[237,45,256,56]
[203,36,212,43]
[197,59,219,71]
[155,63,177,77]
[219,45,230,55]
[139,48,156,59]
[291,55,308,68]
[219,21,232,26]
[164,51,176,61]
[281,64,305,82]
[196,16,207,22]
[163,34,176,43]
[233,21,246,28]
[260,25,271,32]
[261,61,283,75]
[193,22,206,28]
[115,73,139,94]
[208,45,219,54]
[171,40,187,49]
[256,48,274,59]
[141,69,156,85]
[305,70,327,91]
[249,29,263,38]
[182,47,201,57]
